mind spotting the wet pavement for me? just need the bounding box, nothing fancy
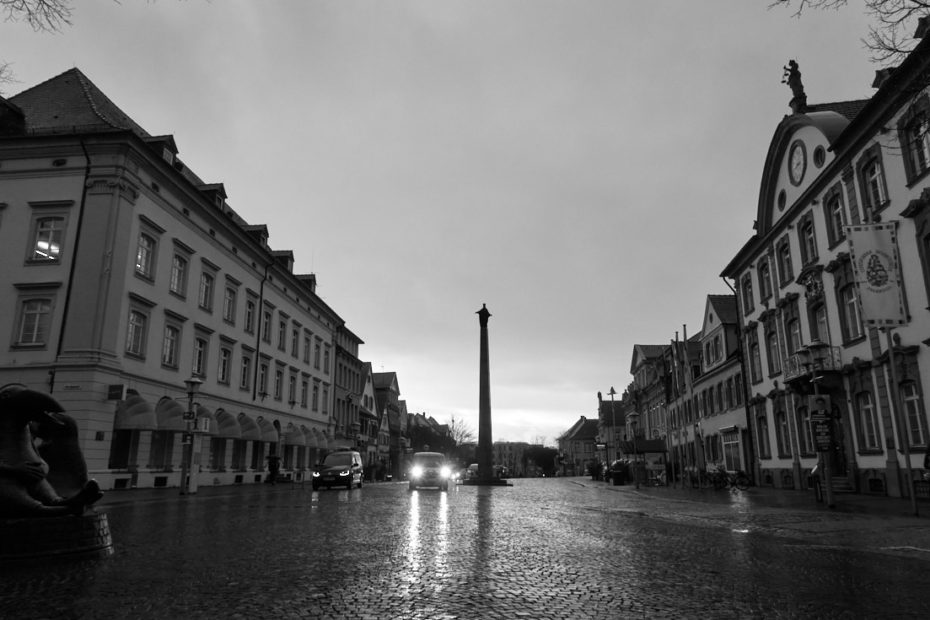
[2,477,930,619]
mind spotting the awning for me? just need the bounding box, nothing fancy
[214,408,242,439]
[620,439,668,454]
[284,423,306,446]
[155,396,186,432]
[113,389,157,430]
[195,404,217,436]
[256,416,279,443]
[238,413,262,441]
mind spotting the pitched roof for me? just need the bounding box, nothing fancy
[9,68,149,136]
[805,99,870,122]
[707,294,738,325]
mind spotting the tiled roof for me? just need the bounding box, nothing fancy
[806,99,870,122]
[708,294,737,325]
[9,68,149,136]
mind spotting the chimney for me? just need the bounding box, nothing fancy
[871,67,897,89]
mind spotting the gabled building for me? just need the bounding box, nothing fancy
[373,371,408,478]
[557,416,599,476]
[722,24,930,497]
[690,295,750,476]
[0,68,355,490]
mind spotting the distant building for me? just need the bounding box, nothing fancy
[557,416,599,476]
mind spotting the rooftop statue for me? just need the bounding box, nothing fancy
[783,60,807,113]
[0,384,103,518]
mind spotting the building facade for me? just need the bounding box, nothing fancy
[722,28,930,497]
[0,68,356,490]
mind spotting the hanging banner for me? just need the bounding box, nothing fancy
[845,222,907,326]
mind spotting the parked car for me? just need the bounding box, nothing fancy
[408,452,452,491]
[312,449,364,490]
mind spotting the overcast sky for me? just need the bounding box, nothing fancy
[2,1,881,445]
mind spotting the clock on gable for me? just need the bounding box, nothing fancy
[788,140,807,186]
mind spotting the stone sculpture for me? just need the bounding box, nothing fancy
[0,384,102,518]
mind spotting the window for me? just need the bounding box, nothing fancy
[303,334,311,363]
[274,369,283,400]
[193,337,208,377]
[811,305,829,344]
[798,216,818,265]
[765,330,781,375]
[776,237,793,284]
[135,233,156,279]
[902,383,927,446]
[262,310,272,343]
[278,319,287,351]
[222,287,237,323]
[758,261,773,301]
[857,144,888,218]
[323,346,331,373]
[259,362,269,396]
[198,273,215,311]
[288,375,297,404]
[796,406,814,455]
[785,318,802,355]
[301,379,309,408]
[722,430,741,471]
[755,408,771,459]
[856,391,880,451]
[240,354,252,390]
[245,300,256,334]
[775,410,791,456]
[169,255,188,296]
[741,274,754,315]
[218,347,232,384]
[126,310,148,357]
[17,298,52,346]
[899,96,930,183]
[823,187,847,247]
[314,341,321,369]
[162,324,180,368]
[32,216,64,262]
[312,384,320,411]
[291,328,299,357]
[322,387,329,414]
[840,285,864,341]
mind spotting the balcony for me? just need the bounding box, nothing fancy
[783,345,842,381]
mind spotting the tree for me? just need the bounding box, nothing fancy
[447,414,476,446]
[1,0,73,89]
[2,0,72,31]
[772,1,930,63]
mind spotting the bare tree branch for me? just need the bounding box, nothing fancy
[1,0,73,32]
[771,0,930,63]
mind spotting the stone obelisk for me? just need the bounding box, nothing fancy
[468,304,509,486]
[477,304,493,480]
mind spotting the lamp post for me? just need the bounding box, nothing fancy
[802,344,835,509]
[608,387,617,465]
[179,376,202,496]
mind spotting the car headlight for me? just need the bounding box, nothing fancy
[411,465,424,478]
[440,466,452,479]
[338,469,350,477]
[312,471,320,478]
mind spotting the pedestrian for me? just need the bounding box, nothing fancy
[267,454,281,485]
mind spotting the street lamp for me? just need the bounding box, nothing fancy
[800,343,835,509]
[179,376,202,496]
[608,387,617,465]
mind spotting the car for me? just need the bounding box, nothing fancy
[312,450,364,490]
[408,452,452,491]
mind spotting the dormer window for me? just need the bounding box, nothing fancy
[162,147,174,165]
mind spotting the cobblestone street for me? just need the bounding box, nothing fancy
[3,478,930,619]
